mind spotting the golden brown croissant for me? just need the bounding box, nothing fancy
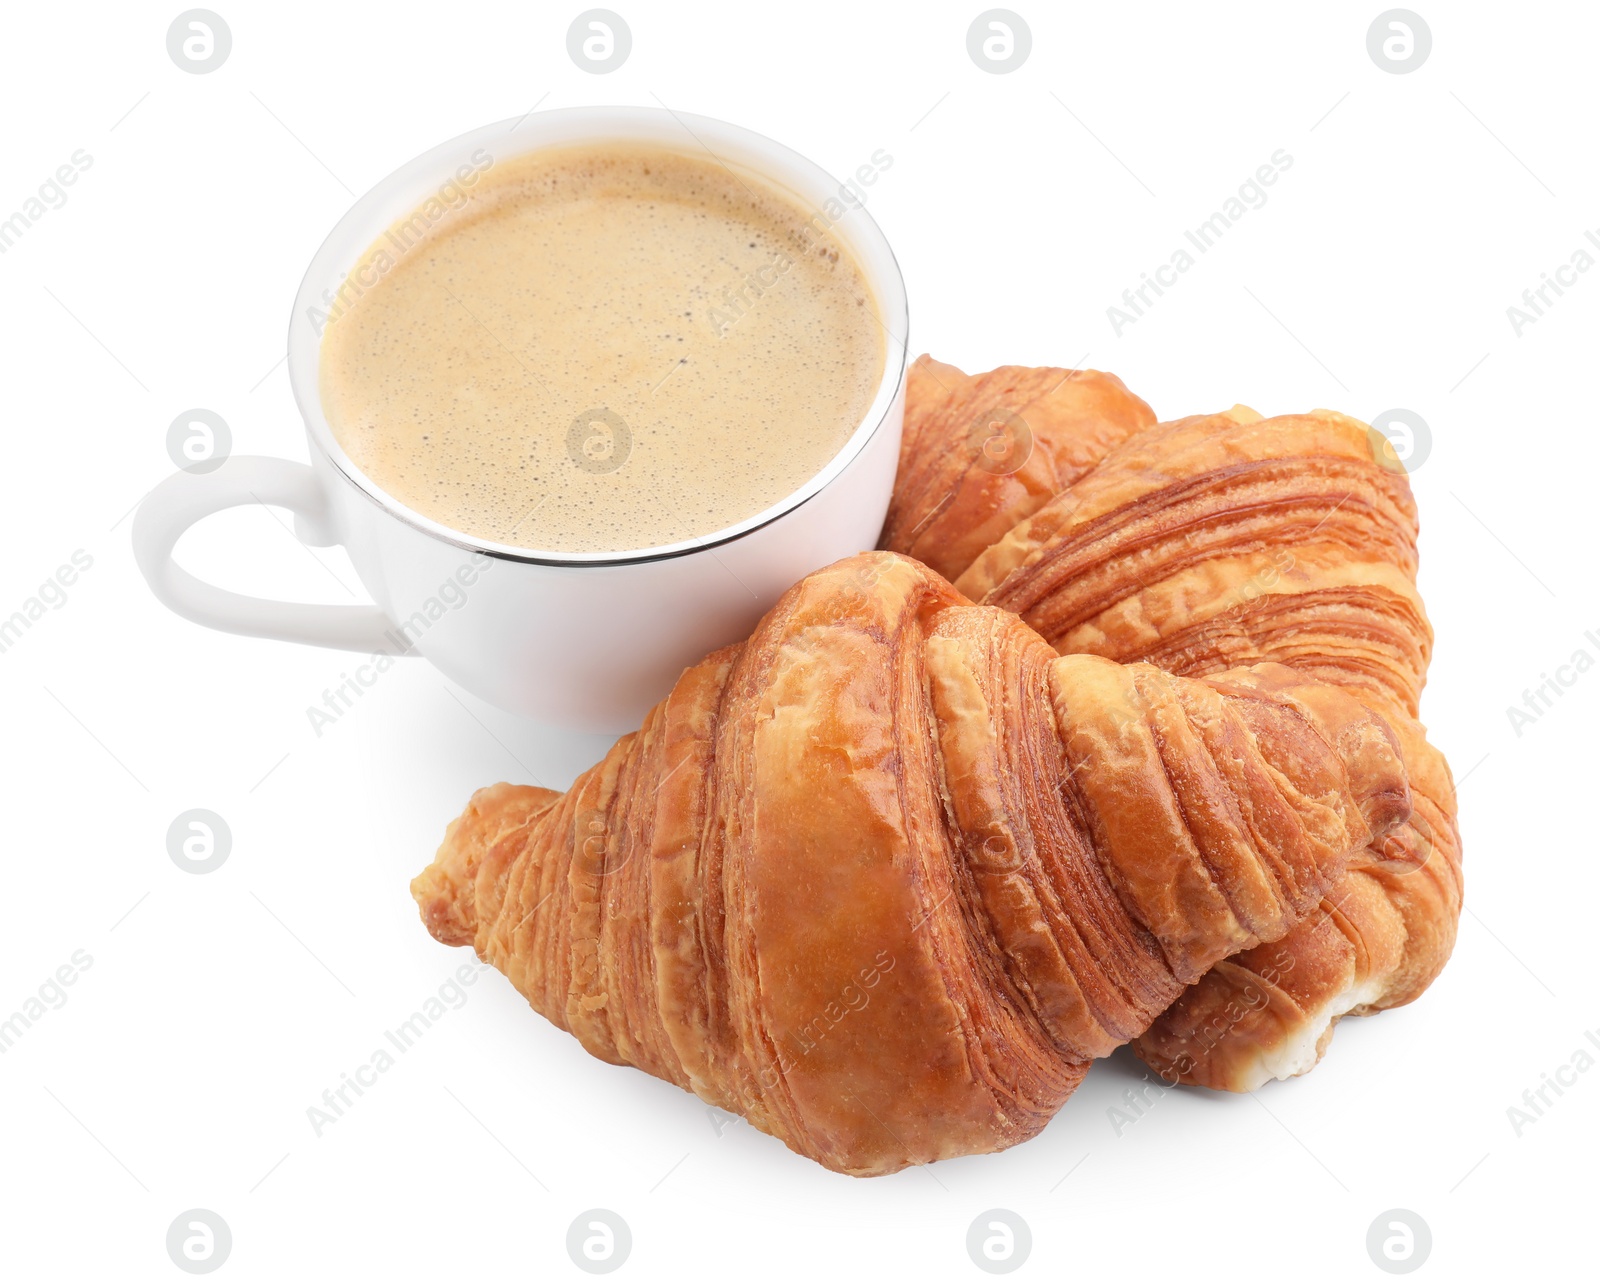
[412,553,1412,1175]
[880,360,1463,1091]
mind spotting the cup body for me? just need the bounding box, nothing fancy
[284,108,909,731]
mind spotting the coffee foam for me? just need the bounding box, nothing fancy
[318,142,884,553]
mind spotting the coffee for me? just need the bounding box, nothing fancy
[318,142,884,553]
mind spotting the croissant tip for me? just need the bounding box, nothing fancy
[410,867,474,948]
[410,803,486,948]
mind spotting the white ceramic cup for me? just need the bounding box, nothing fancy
[133,108,909,732]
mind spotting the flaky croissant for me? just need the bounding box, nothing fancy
[883,358,1463,1091]
[414,553,1412,1175]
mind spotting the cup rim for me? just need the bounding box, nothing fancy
[287,106,910,568]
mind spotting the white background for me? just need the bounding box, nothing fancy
[2,0,1594,1280]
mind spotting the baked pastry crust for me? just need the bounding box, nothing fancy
[882,361,1462,1090]
[413,554,1411,1174]
[880,357,1156,582]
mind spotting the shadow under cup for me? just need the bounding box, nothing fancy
[285,108,910,731]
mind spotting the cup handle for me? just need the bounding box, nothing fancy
[132,456,407,655]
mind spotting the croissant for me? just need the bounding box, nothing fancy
[413,553,1412,1175]
[881,358,1463,1091]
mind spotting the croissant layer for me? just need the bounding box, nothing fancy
[880,358,1157,582]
